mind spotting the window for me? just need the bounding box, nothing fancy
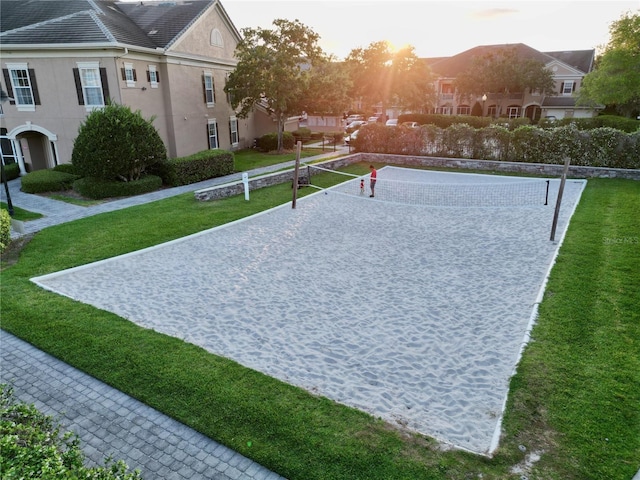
[488,105,498,118]
[3,63,39,111]
[122,63,136,87]
[456,105,470,115]
[147,66,159,88]
[203,72,215,105]
[507,106,520,118]
[73,62,108,108]
[210,28,224,47]
[225,72,234,105]
[561,81,575,95]
[436,105,453,115]
[207,120,219,149]
[229,117,239,146]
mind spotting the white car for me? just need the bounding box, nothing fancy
[345,114,364,124]
[385,119,398,127]
[345,120,367,132]
[401,121,420,128]
[345,128,360,145]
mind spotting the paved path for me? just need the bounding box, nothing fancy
[0,144,348,479]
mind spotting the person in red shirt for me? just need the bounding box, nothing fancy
[369,165,377,197]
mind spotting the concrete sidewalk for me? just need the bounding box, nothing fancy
[0,145,347,479]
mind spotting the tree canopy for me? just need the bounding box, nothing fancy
[577,11,640,118]
[454,47,556,117]
[345,41,435,116]
[225,19,347,152]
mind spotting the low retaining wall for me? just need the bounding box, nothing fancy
[194,153,639,202]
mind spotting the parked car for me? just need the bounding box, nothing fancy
[345,120,367,133]
[345,114,364,124]
[385,119,398,127]
[344,128,360,145]
[401,121,420,128]
[367,116,380,123]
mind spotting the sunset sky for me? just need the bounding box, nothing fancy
[221,1,638,59]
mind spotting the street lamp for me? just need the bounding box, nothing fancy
[1,90,14,216]
[481,94,487,117]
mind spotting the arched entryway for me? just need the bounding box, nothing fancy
[7,122,59,174]
[524,104,542,123]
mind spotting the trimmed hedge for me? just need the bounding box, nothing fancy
[73,175,162,200]
[160,149,235,187]
[20,170,80,194]
[354,123,640,169]
[256,132,295,152]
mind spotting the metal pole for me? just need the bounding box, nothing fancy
[292,141,301,209]
[550,156,571,242]
[1,160,14,217]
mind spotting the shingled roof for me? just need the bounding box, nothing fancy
[0,0,215,49]
[425,43,595,77]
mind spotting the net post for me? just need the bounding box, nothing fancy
[545,180,549,205]
[550,156,571,241]
[292,141,302,209]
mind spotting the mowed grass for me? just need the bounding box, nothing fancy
[1,168,638,479]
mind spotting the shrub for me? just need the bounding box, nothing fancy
[53,163,81,176]
[0,385,141,479]
[256,132,295,152]
[72,103,167,182]
[2,163,20,181]
[20,169,80,194]
[0,209,10,254]
[292,127,312,143]
[73,175,162,199]
[509,125,551,163]
[162,149,234,187]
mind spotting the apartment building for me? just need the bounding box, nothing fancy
[425,43,599,122]
[0,0,261,174]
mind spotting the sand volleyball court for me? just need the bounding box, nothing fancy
[32,168,586,455]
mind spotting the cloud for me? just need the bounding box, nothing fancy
[471,8,518,19]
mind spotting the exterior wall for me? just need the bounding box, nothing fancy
[0,4,255,171]
[1,50,122,168]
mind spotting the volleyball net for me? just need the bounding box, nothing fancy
[304,165,550,208]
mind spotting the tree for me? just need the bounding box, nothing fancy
[298,58,352,118]
[454,47,556,118]
[577,12,640,118]
[345,41,435,116]
[72,103,166,182]
[224,19,327,152]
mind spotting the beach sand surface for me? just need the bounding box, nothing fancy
[32,168,586,455]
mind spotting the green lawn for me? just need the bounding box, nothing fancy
[1,168,638,480]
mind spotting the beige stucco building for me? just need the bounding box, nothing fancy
[0,0,265,174]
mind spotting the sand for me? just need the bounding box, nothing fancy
[32,168,586,455]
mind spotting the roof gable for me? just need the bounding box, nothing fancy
[0,0,217,50]
[543,50,595,74]
[427,43,554,77]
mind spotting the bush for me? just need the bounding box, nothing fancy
[256,132,295,152]
[292,127,312,143]
[72,103,167,182]
[20,169,80,194]
[53,163,81,176]
[73,175,162,199]
[2,163,20,181]
[0,209,10,254]
[160,149,234,187]
[0,385,141,479]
